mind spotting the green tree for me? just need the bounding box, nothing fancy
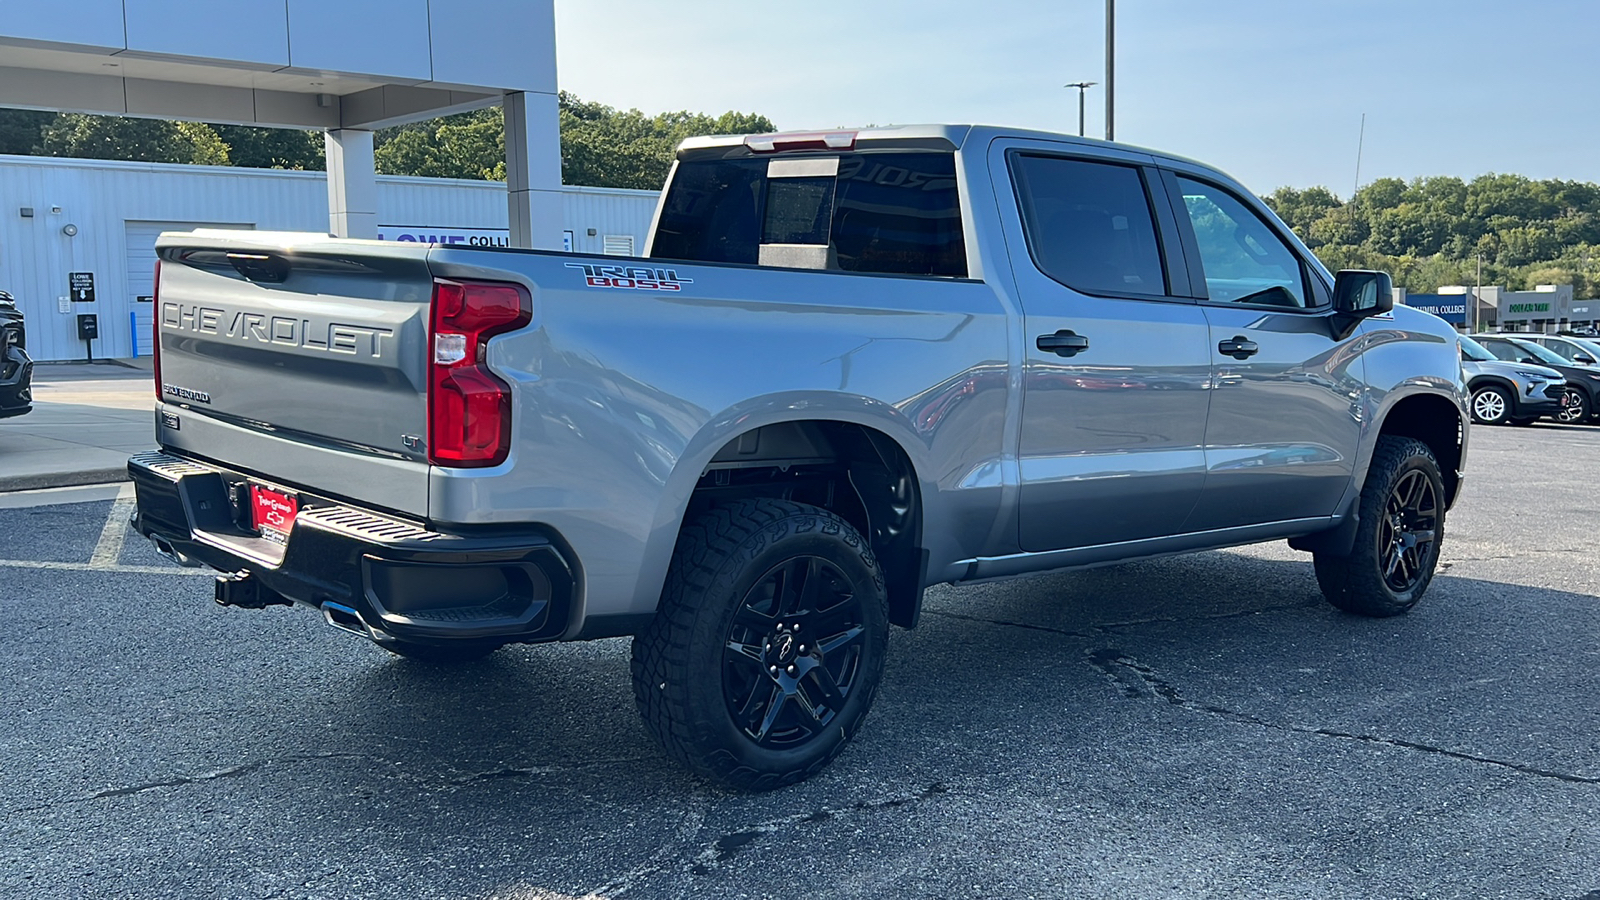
[374,94,775,189]
[209,124,324,170]
[375,107,504,180]
[558,95,775,189]
[0,108,53,155]
[40,114,230,165]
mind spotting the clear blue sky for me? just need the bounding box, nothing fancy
[555,0,1597,197]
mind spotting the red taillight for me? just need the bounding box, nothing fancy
[743,130,857,153]
[427,278,530,468]
[151,260,162,401]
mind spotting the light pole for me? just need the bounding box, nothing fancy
[1065,82,1096,137]
[1105,0,1115,141]
[1473,251,1482,334]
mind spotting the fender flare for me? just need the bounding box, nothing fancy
[623,392,934,621]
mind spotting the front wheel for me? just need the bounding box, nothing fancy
[631,499,888,791]
[1313,436,1444,617]
[1558,388,1588,424]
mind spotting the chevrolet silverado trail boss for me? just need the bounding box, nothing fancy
[131,125,1469,790]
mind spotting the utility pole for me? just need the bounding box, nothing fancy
[1065,82,1096,137]
[1105,0,1115,141]
[1473,251,1482,334]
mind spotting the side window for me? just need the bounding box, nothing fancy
[1176,176,1310,308]
[1547,340,1579,361]
[1010,155,1167,297]
[1483,341,1521,362]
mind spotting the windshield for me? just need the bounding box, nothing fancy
[1568,337,1600,361]
[1459,336,1497,361]
[1507,338,1569,366]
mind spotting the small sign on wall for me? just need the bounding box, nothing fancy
[69,272,95,302]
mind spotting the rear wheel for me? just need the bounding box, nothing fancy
[631,498,888,791]
[1470,385,1511,425]
[1313,436,1444,617]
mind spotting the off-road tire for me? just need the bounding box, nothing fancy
[631,498,888,791]
[1313,436,1444,617]
[384,640,502,663]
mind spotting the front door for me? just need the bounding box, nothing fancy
[994,144,1214,552]
[1165,172,1364,530]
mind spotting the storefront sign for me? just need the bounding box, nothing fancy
[377,227,510,247]
[1402,295,1466,324]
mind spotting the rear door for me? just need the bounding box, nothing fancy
[1163,170,1363,530]
[991,140,1213,551]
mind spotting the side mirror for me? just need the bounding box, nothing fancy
[1333,269,1394,317]
[1576,354,1595,365]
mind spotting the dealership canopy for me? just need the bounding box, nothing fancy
[0,1,562,248]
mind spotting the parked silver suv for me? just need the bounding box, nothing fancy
[1460,336,1565,425]
[132,125,1471,789]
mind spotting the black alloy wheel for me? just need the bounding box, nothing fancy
[1558,388,1588,424]
[632,498,888,791]
[1313,435,1445,617]
[1376,468,1439,595]
[723,556,867,749]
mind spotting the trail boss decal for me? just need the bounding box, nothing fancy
[565,263,694,292]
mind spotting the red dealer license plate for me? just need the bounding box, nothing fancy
[250,484,299,544]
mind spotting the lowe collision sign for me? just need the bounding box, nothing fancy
[377,227,510,247]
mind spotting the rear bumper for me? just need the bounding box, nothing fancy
[128,450,574,646]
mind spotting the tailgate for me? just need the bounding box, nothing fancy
[154,231,433,514]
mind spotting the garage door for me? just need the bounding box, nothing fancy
[127,221,252,357]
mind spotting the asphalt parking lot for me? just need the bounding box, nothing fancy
[3,424,1599,900]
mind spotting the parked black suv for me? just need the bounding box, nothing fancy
[0,290,32,419]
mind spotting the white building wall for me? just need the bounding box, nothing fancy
[0,155,658,361]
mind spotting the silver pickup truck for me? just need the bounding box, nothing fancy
[131,124,1469,790]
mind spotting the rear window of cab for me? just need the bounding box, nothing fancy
[650,151,967,278]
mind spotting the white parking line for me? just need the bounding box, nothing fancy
[0,559,210,576]
[88,484,137,569]
[0,482,129,509]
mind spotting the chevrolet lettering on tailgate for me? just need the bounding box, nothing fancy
[160,302,393,358]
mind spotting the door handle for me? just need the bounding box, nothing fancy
[1037,330,1090,358]
[1218,336,1259,360]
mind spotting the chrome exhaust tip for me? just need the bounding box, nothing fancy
[320,602,393,644]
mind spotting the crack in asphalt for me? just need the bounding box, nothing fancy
[8,752,658,816]
[1085,649,1600,787]
[685,782,951,877]
[449,756,656,785]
